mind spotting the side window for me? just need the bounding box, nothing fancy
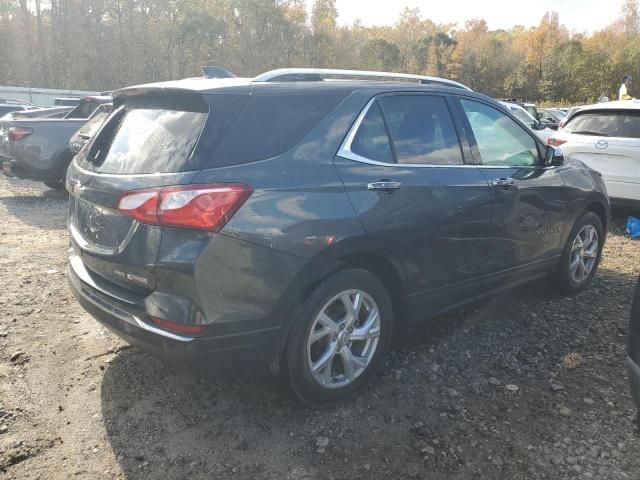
[379,95,463,165]
[350,101,394,163]
[460,99,539,167]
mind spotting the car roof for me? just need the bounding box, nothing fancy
[575,100,640,112]
[115,76,480,99]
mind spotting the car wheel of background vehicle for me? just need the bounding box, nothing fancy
[283,269,393,407]
[554,211,604,294]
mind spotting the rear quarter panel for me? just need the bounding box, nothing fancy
[186,91,392,331]
[558,157,611,241]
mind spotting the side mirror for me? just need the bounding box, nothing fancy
[545,145,565,166]
[535,121,547,130]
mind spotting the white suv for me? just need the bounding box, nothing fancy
[549,100,640,207]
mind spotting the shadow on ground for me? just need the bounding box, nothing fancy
[0,187,68,230]
[100,267,639,479]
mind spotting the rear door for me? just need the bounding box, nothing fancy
[334,93,492,321]
[561,110,640,201]
[455,97,568,290]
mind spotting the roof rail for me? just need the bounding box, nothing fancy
[253,68,472,91]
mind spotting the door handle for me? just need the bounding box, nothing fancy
[367,181,403,192]
[491,177,516,188]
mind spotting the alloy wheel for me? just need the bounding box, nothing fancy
[306,289,381,389]
[569,224,599,283]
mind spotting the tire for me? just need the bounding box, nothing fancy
[43,180,65,190]
[283,269,393,407]
[554,211,604,294]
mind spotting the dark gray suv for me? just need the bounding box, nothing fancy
[67,68,610,406]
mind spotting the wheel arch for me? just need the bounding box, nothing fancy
[269,244,407,376]
[585,201,608,232]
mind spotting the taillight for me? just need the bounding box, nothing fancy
[8,127,33,141]
[117,183,252,231]
[148,316,208,335]
[548,138,567,146]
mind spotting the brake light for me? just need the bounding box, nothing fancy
[8,127,32,141]
[148,316,208,335]
[117,183,252,231]
[548,138,567,146]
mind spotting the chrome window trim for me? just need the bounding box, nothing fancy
[337,97,512,169]
[337,96,551,170]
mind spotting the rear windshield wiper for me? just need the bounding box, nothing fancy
[569,130,609,137]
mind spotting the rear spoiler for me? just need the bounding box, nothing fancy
[112,87,209,113]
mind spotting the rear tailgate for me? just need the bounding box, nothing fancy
[67,168,199,293]
[67,88,219,293]
[559,108,640,194]
[561,134,640,183]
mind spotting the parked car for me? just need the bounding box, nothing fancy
[497,99,540,120]
[500,101,554,143]
[539,108,566,130]
[628,276,640,419]
[523,102,539,120]
[67,68,609,406]
[549,100,640,208]
[0,95,111,189]
[0,102,36,118]
[69,104,112,155]
[2,106,73,120]
[559,105,585,129]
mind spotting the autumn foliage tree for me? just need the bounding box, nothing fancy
[0,0,639,104]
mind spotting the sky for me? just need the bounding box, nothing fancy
[304,0,626,33]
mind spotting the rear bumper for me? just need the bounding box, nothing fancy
[627,356,640,409]
[68,250,283,376]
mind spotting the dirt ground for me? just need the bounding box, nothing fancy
[1,175,640,480]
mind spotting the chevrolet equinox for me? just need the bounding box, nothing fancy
[67,68,610,406]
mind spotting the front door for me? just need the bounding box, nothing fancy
[334,93,492,321]
[455,98,568,291]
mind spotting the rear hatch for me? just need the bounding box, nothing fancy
[558,109,640,184]
[67,89,222,293]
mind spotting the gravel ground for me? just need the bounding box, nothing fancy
[1,175,639,480]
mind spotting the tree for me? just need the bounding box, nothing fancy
[622,0,640,34]
[0,0,637,104]
[360,38,400,71]
[311,0,337,33]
